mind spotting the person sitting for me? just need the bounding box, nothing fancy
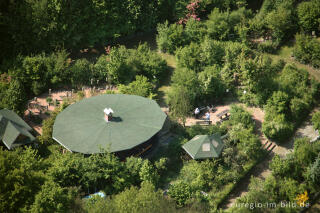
[195,107,200,118]
[205,112,210,121]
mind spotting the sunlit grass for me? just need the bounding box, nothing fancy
[263,45,320,82]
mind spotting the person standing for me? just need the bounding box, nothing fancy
[195,107,200,118]
[205,112,210,121]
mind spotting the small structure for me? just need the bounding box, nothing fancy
[216,109,230,121]
[52,94,166,156]
[0,109,35,149]
[103,108,113,122]
[182,133,224,159]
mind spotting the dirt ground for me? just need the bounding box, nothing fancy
[24,86,114,135]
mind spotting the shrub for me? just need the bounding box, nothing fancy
[156,21,187,54]
[262,113,294,143]
[206,7,251,41]
[198,65,226,103]
[168,181,193,207]
[118,75,155,99]
[297,0,320,33]
[257,40,278,53]
[70,59,91,88]
[293,34,320,68]
[312,112,320,130]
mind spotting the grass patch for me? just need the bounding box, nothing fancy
[263,45,320,82]
[159,53,177,68]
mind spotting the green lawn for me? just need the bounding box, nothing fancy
[156,52,176,107]
[264,45,320,81]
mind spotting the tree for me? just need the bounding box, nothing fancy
[139,160,159,186]
[70,59,91,88]
[30,181,78,213]
[2,79,27,115]
[0,147,45,212]
[168,181,193,207]
[262,113,294,143]
[312,112,320,130]
[270,155,292,178]
[176,42,202,72]
[85,181,175,213]
[168,86,193,127]
[297,0,320,33]
[118,75,155,99]
[308,154,320,184]
[156,21,187,54]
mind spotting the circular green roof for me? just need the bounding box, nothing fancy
[52,94,166,154]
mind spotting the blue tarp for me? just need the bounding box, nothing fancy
[84,191,106,199]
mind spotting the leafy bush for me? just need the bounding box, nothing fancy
[198,65,226,103]
[257,40,278,53]
[297,0,320,33]
[118,75,155,99]
[0,79,27,115]
[293,34,320,68]
[168,181,193,207]
[206,7,251,41]
[312,112,320,130]
[176,38,225,72]
[70,59,91,88]
[156,21,187,54]
[262,113,294,143]
[104,44,167,85]
[308,154,320,184]
[85,181,175,213]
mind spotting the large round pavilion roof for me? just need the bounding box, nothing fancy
[52,94,166,154]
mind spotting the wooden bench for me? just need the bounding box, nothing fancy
[196,120,212,125]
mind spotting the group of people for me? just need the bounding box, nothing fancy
[194,107,210,121]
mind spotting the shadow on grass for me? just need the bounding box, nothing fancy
[151,137,185,188]
[157,66,174,108]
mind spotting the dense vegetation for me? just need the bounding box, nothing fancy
[1,0,320,212]
[227,138,320,213]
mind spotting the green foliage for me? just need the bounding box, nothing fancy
[0,147,45,213]
[264,3,296,43]
[265,91,290,117]
[139,161,160,186]
[175,38,225,72]
[198,66,226,103]
[206,7,251,41]
[156,21,188,54]
[228,105,255,130]
[85,181,175,213]
[270,155,293,178]
[105,44,167,85]
[38,109,60,145]
[293,34,320,68]
[2,0,178,61]
[30,181,78,213]
[168,181,193,207]
[247,0,297,44]
[297,0,320,33]
[168,68,200,125]
[308,154,320,184]
[118,75,155,98]
[294,138,320,167]
[278,64,310,98]
[70,59,91,88]
[233,139,320,213]
[312,112,320,130]
[0,79,27,115]
[262,113,294,142]
[176,42,202,71]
